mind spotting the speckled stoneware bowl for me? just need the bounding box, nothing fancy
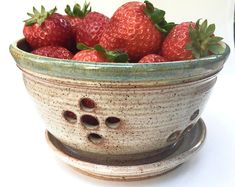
[10,39,230,180]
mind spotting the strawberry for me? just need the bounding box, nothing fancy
[99,1,175,61]
[75,12,109,47]
[64,2,109,47]
[72,43,128,63]
[72,50,108,62]
[162,19,225,61]
[23,6,73,49]
[161,22,196,61]
[64,2,91,35]
[32,46,73,59]
[139,54,167,63]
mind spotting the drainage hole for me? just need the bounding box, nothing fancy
[80,98,96,112]
[167,130,181,143]
[63,111,77,124]
[88,133,103,144]
[105,117,121,129]
[190,109,199,121]
[81,115,99,129]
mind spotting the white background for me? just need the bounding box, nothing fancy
[0,0,235,186]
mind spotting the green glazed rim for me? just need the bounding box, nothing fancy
[9,39,230,82]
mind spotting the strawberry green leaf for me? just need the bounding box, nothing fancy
[196,19,201,27]
[186,43,193,50]
[48,7,57,15]
[206,24,215,36]
[188,19,224,58]
[41,6,46,15]
[94,44,128,63]
[201,49,209,57]
[77,43,129,63]
[73,4,81,16]
[105,51,128,63]
[77,43,91,50]
[94,44,106,54]
[208,37,223,44]
[200,19,208,34]
[162,22,176,34]
[151,9,165,23]
[189,25,198,41]
[33,7,39,15]
[144,0,154,13]
[38,17,44,25]
[24,18,37,26]
[27,13,34,17]
[113,53,129,63]
[65,1,91,18]
[82,1,92,14]
[208,44,225,55]
[24,6,57,26]
[154,24,167,34]
[65,5,73,16]
[191,48,200,59]
[144,0,175,35]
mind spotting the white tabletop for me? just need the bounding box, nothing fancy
[1,0,234,186]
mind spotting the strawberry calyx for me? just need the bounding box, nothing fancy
[144,0,175,35]
[65,1,91,18]
[77,43,129,63]
[24,6,57,26]
[186,19,225,58]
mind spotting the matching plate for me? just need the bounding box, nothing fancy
[45,118,206,181]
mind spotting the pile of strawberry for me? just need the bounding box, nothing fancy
[23,1,224,63]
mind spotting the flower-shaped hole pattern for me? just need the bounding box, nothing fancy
[63,98,124,145]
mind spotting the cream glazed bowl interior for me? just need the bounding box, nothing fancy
[10,39,230,164]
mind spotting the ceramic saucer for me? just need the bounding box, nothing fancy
[45,118,206,181]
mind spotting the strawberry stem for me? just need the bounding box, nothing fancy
[144,0,175,35]
[24,6,57,26]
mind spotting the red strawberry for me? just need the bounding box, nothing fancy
[64,2,91,35]
[75,12,109,47]
[73,43,128,63]
[161,22,195,61]
[99,1,175,61]
[32,46,73,59]
[139,54,167,63]
[162,19,225,61]
[23,6,73,49]
[72,50,108,62]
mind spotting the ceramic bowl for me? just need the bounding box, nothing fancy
[10,39,230,162]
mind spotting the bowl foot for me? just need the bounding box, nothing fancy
[45,118,206,181]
